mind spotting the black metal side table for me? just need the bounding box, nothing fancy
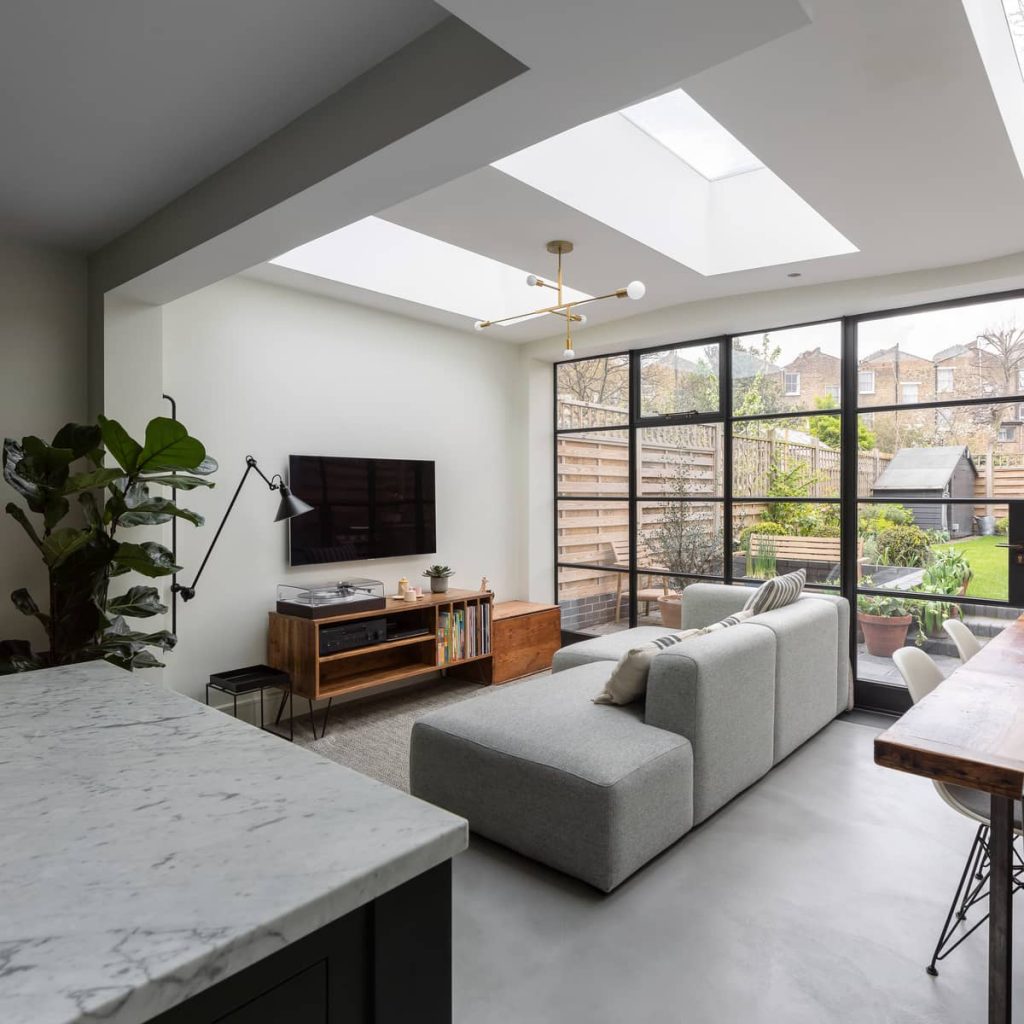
[206,664,320,742]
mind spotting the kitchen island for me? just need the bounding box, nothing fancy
[0,661,467,1024]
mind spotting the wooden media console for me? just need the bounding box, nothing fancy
[268,588,494,702]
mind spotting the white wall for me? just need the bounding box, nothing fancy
[0,239,87,649]
[162,274,526,700]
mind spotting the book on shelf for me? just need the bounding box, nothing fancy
[436,601,493,666]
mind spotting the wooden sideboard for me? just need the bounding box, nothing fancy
[268,589,493,703]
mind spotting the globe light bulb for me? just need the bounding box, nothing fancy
[576,313,588,326]
[559,344,575,360]
[526,274,540,287]
[473,321,486,331]
[626,280,646,300]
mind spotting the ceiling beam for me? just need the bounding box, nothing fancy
[89,16,526,301]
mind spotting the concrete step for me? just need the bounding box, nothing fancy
[962,615,1009,638]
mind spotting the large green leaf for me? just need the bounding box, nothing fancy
[130,650,165,670]
[137,418,205,473]
[78,491,102,529]
[118,497,204,528]
[10,588,49,628]
[22,435,75,474]
[113,541,181,578]
[52,423,102,459]
[2,439,36,504]
[3,437,72,528]
[41,527,96,569]
[91,617,176,670]
[65,467,125,494]
[107,585,167,619]
[140,473,215,490]
[0,639,44,675]
[4,502,42,550]
[98,416,141,474]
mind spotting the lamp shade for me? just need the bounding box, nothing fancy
[275,485,314,522]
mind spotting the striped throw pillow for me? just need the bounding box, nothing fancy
[742,569,806,615]
[701,608,756,633]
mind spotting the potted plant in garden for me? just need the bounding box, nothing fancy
[656,591,682,629]
[423,564,455,594]
[912,548,974,638]
[857,591,916,658]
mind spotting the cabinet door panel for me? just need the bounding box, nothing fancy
[215,962,326,1024]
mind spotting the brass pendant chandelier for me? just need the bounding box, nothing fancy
[474,240,646,359]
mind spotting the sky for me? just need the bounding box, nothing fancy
[732,295,1024,366]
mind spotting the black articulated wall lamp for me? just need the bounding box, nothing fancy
[170,455,313,617]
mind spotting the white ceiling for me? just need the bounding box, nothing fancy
[254,0,1024,343]
[0,0,446,249]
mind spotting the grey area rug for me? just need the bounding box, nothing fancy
[295,674,543,791]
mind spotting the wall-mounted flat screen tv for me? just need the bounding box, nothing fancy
[288,455,436,566]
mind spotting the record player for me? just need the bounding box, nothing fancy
[276,578,386,619]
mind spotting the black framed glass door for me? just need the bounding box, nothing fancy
[554,288,1024,712]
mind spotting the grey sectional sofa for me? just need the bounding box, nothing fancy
[410,584,850,891]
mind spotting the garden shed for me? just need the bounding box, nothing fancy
[870,446,977,538]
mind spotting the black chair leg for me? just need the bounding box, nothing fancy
[929,824,988,975]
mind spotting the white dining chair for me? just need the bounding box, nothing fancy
[943,618,982,664]
[892,646,1024,976]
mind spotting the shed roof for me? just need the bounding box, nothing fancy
[872,446,977,491]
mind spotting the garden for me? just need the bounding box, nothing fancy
[739,498,1005,656]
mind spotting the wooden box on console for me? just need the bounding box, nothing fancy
[490,601,561,684]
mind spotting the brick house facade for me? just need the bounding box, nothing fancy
[775,342,1024,454]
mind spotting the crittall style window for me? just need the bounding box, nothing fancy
[554,290,1024,711]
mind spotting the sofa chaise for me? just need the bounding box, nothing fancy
[409,583,850,891]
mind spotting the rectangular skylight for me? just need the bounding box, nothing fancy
[1002,0,1024,78]
[492,89,856,276]
[963,0,1024,181]
[271,217,590,325]
[620,89,764,181]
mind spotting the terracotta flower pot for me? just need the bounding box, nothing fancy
[858,611,913,658]
[657,597,682,629]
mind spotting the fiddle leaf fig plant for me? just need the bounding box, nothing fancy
[0,415,216,674]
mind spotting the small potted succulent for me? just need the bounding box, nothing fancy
[857,591,915,658]
[423,564,455,594]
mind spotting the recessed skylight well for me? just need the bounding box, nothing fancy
[963,0,1024,181]
[271,217,590,326]
[620,89,764,181]
[492,88,856,276]
[1002,0,1024,78]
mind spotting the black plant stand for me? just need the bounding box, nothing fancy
[207,665,320,741]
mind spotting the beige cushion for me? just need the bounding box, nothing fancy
[594,629,703,706]
[593,610,758,706]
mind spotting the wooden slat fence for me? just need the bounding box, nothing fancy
[556,398,1024,609]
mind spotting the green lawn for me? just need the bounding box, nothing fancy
[933,534,1007,601]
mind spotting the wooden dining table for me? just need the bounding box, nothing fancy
[875,615,1024,1023]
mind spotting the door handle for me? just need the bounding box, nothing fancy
[997,543,1024,565]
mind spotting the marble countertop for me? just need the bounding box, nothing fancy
[0,661,467,1024]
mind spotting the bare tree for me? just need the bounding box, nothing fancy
[556,355,629,407]
[975,321,1024,432]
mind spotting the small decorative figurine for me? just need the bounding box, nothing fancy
[480,576,490,594]
[397,576,409,598]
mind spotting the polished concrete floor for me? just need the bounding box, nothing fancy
[451,718,1021,1024]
